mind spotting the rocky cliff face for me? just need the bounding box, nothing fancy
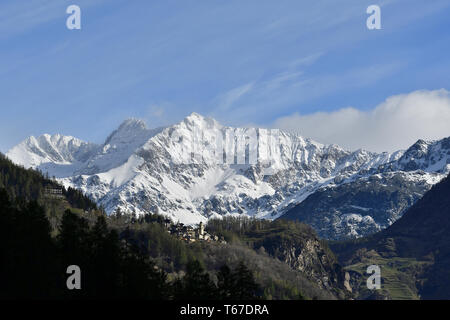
[272,239,347,292]
[250,223,352,297]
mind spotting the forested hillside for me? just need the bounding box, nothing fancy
[206,217,350,299]
[0,153,97,210]
[0,152,341,300]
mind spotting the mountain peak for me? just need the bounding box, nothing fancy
[6,133,95,169]
[104,118,149,146]
[182,112,221,130]
[184,112,205,120]
[118,118,148,131]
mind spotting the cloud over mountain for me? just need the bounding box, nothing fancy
[273,89,450,153]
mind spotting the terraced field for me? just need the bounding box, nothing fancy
[344,254,431,300]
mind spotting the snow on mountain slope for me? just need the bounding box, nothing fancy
[282,170,444,240]
[6,134,98,176]
[383,137,450,173]
[6,113,450,234]
[78,118,164,175]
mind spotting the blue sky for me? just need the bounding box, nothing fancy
[1,0,450,152]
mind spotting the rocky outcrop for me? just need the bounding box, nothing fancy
[253,228,352,298]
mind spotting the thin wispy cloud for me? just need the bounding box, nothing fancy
[211,59,405,126]
[215,82,255,112]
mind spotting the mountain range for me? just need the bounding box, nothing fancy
[6,113,450,240]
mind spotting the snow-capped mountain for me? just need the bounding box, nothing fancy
[7,134,98,178]
[282,137,450,239]
[78,119,164,175]
[382,137,450,173]
[6,113,450,239]
[7,133,97,168]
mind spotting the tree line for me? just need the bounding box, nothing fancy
[0,153,97,211]
[0,189,260,299]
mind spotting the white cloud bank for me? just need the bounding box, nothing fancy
[272,89,450,153]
